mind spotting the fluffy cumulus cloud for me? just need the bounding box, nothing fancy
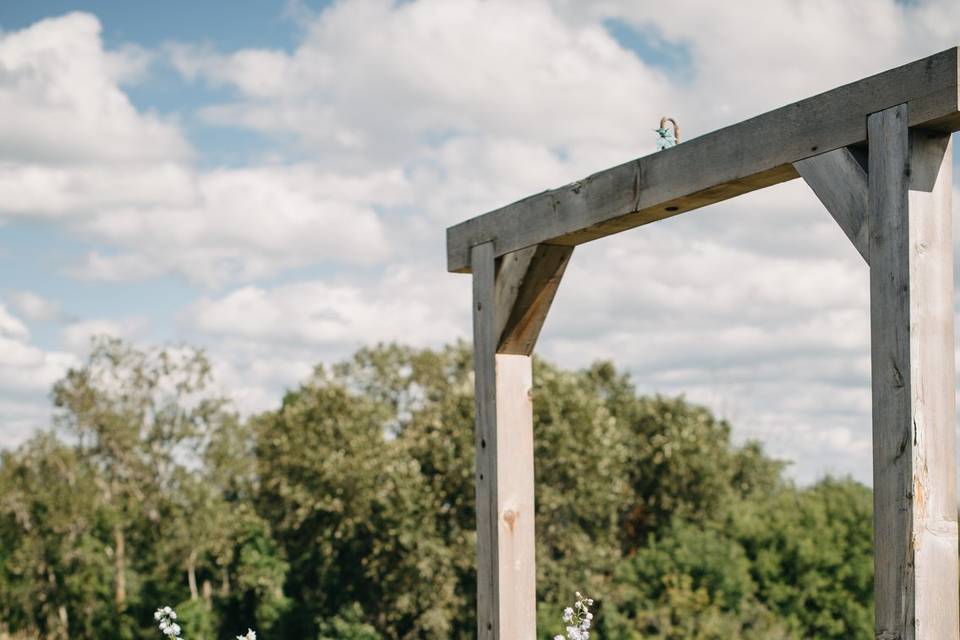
[0,12,188,165]
[60,317,145,354]
[187,268,465,348]
[0,303,75,446]
[184,267,471,415]
[0,290,152,443]
[4,0,960,483]
[73,165,397,286]
[0,12,392,287]
[8,291,63,323]
[165,0,960,484]
[172,0,670,172]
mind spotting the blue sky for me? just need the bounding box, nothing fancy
[2,0,960,484]
[0,1,337,351]
[1,1,312,49]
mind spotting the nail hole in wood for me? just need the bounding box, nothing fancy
[480,438,486,449]
[665,206,679,212]
[811,145,819,152]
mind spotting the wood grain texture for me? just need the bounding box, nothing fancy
[868,105,958,640]
[494,354,536,639]
[472,242,539,639]
[471,242,499,640]
[794,147,869,262]
[448,47,960,273]
[494,244,573,355]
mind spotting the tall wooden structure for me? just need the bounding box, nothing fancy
[446,48,960,639]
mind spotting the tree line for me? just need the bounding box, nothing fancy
[0,338,875,639]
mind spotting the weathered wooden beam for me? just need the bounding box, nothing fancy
[471,242,538,640]
[448,47,960,273]
[794,147,869,262]
[494,244,573,355]
[868,104,958,640]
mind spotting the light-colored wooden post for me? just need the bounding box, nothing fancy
[471,242,572,639]
[868,104,958,640]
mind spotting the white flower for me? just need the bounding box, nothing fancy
[236,631,257,640]
[154,606,184,640]
[557,591,594,639]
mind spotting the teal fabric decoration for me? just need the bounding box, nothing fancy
[654,127,676,150]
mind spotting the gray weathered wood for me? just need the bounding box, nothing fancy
[472,242,539,639]
[471,241,499,639]
[494,244,573,355]
[868,104,958,640]
[794,147,869,262]
[448,47,960,273]
[463,50,960,640]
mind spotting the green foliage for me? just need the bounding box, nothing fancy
[0,340,877,639]
[253,344,478,639]
[316,603,383,640]
[174,597,218,639]
[729,478,874,638]
[0,434,115,639]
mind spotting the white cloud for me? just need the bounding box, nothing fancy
[181,266,470,413]
[186,266,467,349]
[61,317,145,354]
[8,291,63,323]
[558,0,960,138]
[0,299,153,446]
[70,164,397,286]
[0,13,394,287]
[171,0,671,173]
[0,303,75,443]
[0,305,30,343]
[6,1,960,486]
[0,163,195,218]
[160,0,960,484]
[182,264,472,416]
[0,12,189,165]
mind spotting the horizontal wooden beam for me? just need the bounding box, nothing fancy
[447,47,960,273]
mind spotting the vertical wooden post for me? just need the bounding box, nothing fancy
[869,104,958,640]
[471,242,537,640]
[493,353,536,638]
[471,242,572,639]
[472,241,500,639]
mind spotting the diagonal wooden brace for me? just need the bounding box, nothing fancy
[794,147,869,263]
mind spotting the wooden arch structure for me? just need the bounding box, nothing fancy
[446,48,960,639]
